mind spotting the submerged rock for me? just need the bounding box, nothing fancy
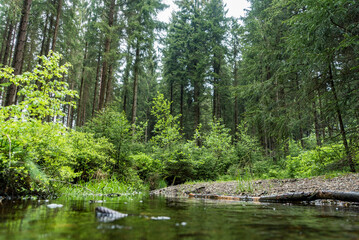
[95,206,128,222]
[47,204,63,208]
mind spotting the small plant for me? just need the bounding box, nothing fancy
[236,171,255,194]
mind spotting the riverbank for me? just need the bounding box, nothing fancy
[151,173,359,199]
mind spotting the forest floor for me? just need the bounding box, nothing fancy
[151,173,359,199]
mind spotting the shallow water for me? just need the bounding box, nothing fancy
[1,196,359,240]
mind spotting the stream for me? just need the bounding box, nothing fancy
[1,196,359,239]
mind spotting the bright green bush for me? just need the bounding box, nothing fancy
[68,131,114,181]
[82,108,132,172]
[0,52,116,196]
[285,144,347,178]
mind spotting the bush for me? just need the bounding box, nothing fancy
[82,108,132,174]
[285,144,347,178]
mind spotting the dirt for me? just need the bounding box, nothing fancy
[151,173,359,198]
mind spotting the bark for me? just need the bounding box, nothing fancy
[76,42,88,127]
[313,101,322,146]
[131,42,140,130]
[105,64,113,107]
[67,80,75,128]
[51,0,63,52]
[122,52,131,113]
[98,0,115,110]
[233,59,239,137]
[92,51,101,117]
[328,63,356,172]
[2,20,14,66]
[180,83,184,130]
[213,53,221,120]
[5,0,32,107]
[0,15,10,62]
[44,15,54,56]
[39,13,49,57]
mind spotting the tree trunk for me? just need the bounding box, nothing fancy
[39,13,49,57]
[92,51,101,117]
[0,15,10,62]
[67,80,75,128]
[122,44,132,114]
[131,42,140,131]
[44,10,54,56]
[98,0,115,110]
[313,101,321,146]
[2,20,14,66]
[76,42,88,127]
[5,0,32,107]
[180,83,184,130]
[105,64,113,107]
[51,0,63,52]
[213,53,221,120]
[328,63,356,172]
[233,57,239,137]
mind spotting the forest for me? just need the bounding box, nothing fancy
[0,0,358,197]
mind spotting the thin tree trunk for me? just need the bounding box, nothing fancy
[0,15,10,61]
[92,51,101,117]
[328,63,355,172]
[51,0,63,52]
[44,10,54,56]
[39,13,49,57]
[2,20,14,66]
[131,42,140,132]
[180,83,184,130]
[67,80,75,128]
[122,44,132,113]
[313,101,321,146]
[5,0,32,107]
[233,59,239,136]
[105,64,113,107]
[76,42,88,127]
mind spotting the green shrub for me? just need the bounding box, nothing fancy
[285,144,347,178]
[82,108,132,174]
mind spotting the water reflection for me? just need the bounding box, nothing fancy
[0,196,359,240]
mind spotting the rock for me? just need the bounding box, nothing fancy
[47,204,63,208]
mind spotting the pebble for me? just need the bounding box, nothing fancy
[47,204,63,208]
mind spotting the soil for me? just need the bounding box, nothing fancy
[151,173,359,198]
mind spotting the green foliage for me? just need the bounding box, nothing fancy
[151,92,181,148]
[68,131,114,181]
[0,52,77,120]
[83,108,132,172]
[285,144,348,178]
[0,53,118,196]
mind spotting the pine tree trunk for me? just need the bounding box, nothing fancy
[92,51,101,117]
[51,0,63,52]
[5,0,32,107]
[313,101,321,146]
[0,15,10,62]
[180,83,184,130]
[39,13,49,57]
[328,63,355,172]
[105,64,113,107]
[98,0,115,110]
[122,44,132,113]
[67,80,75,128]
[76,42,88,127]
[131,43,140,130]
[2,20,14,66]
[44,12,54,56]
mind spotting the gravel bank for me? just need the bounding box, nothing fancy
[151,173,359,198]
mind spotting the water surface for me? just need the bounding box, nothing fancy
[1,196,359,240]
